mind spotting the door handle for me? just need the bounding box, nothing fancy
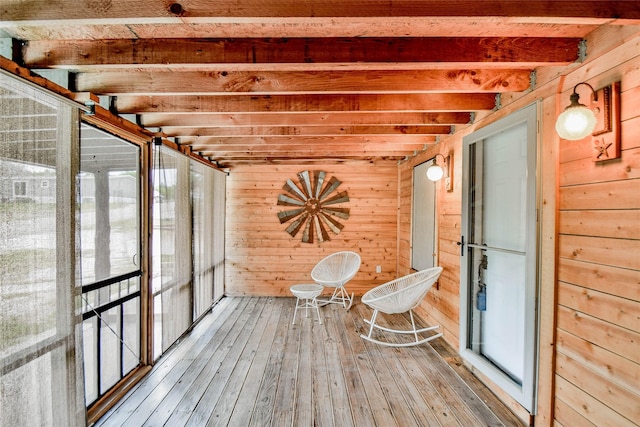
[456,235,465,256]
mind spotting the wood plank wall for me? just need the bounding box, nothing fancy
[225,163,398,297]
[553,40,640,427]
[397,26,640,426]
[398,145,461,346]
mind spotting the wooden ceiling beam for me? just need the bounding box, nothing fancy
[24,38,579,69]
[3,20,600,40]
[3,1,638,21]
[201,148,422,157]
[186,135,436,146]
[115,93,496,114]
[74,69,531,95]
[194,144,427,153]
[141,112,472,127]
[161,125,452,137]
[213,157,407,166]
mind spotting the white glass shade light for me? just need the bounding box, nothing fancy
[555,84,598,140]
[426,161,444,181]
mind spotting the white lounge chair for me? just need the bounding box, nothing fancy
[360,266,443,347]
[311,251,361,309]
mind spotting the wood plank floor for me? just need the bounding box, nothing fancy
[94,297,525,427]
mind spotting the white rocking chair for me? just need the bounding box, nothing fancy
[360,266,443,347]
[311,251,361,309]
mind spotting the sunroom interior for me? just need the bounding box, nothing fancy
[1,2,639,426]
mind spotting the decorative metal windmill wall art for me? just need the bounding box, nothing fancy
[277,170,350,243]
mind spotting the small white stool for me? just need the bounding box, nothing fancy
[290,284,323,324]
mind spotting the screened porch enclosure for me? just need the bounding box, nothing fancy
[79,123,143,405]
[80,126,227,408]
[0,69,85,427]
[0,70,226,424]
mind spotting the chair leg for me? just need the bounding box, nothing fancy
[345,290,354,310]
[318,286,353,309]
[409,310,419,343]
[292,297,300,324]
[361,309,443,347]
[293,296,323,325]
[312,296,322,324]
[366,309,379,339]
[335,286,353,309]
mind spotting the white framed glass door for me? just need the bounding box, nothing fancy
[412,160,437,270]
[460,103,539,412]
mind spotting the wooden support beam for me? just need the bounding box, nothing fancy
[2,20,601,40]
[73,69,532,95]
[201,148,420,158]
[3,1,638,21]
[161,125,453,137]
[195,142,426,153]
[25,38,578,69]
[187,135,436,147]
[211,157,409,166]
[141,112,472,127]
[115,93,497,114]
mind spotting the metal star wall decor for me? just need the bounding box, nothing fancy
[277,170,350,243]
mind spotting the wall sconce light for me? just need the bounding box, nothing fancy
[555,81,621,162]
[555,82,598,140]
[426,153,453,191]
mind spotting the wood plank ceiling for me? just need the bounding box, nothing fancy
[1,1,638,169]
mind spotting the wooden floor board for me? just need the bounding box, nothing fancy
[97,297,244,426]
[352,305,445,426]
[206,297,277,426]
[94,297,525,427]
[269,298,303,427]
[310,317,336,427]
[319,309,355,427]
[349,306,419,427]
[293,315,314,426]
[184,297,269,427]
[160,298,255,426]
[227,297,284,427]
[248,299,293,427]
[329,303,377,426]
[343,308,398,426]
[141,300,251,426]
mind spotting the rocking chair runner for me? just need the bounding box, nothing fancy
[311,251,361,309]
[360,266,443,347]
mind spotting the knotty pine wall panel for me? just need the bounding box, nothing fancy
[395,27,640,425]
[554,40,640,426]
[398,137,462,347]
[225,163,399,297]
